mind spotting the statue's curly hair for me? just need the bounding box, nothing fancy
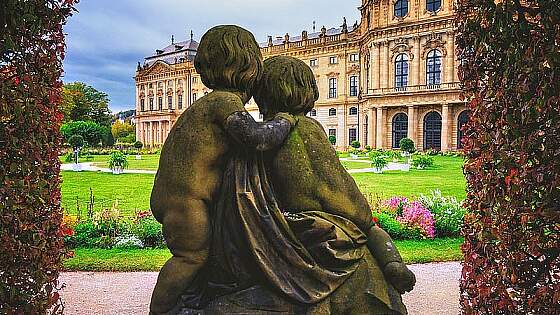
[194,25,263,94]
[253,56,319,117]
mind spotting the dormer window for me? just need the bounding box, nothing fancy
[156,49,164,55]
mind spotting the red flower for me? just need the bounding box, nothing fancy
[372,216,379,224]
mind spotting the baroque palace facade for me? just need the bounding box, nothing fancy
[135,0,467,151]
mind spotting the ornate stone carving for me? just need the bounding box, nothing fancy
[421,32,447,58]
[391,38,414,60]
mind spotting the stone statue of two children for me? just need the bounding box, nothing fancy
[149,25,416,315]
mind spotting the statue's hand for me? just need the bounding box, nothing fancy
[274,112,297,127]
[384,261,416,294]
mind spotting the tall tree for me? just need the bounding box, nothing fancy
[61,82,112,126]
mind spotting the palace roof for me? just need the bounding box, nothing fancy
[144,39,199,66]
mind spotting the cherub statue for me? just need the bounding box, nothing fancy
[149,25,295,314]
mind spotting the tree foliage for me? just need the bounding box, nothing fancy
[111,120,135,143]
[60,81,112,127]
[0,0,77,313]
[61,120,110,147]
[457,0,560,313]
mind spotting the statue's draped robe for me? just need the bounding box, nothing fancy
[180,151,406,314]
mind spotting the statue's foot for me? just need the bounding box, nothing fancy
[383,261,416,294]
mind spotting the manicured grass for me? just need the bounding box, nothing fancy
[63,248,171,271]
[396,237,464,264]
[63,237,463,271]
[61,171,155,217]
[62,154,161,171]
[340,160,372,169]
[60,155,466,216]
[353,156,466,200]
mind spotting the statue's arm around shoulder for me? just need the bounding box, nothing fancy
[224,111,295,151]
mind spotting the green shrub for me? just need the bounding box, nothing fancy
[371,156,388,170]
[68,134,84,149]
[351,140,361,148]
[108,151,129,170]
[412,154,434,169]
[328,135,336,145]
[399,137,415,153]
[374,212,424,239]
[419,190,465,237]
[365,145,372,151]
[134,141,144,150]
[132,214,164,248]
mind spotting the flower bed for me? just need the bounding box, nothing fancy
[371,190,465,239]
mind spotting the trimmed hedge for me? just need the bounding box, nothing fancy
[0,1,77,313]
[457,0,560,313]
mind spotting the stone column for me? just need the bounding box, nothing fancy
[368,107,375,148]
[374,42,381,90]
[441,104,450,151]
[407,105,416,145]
[376,106,384,149]
[382,40,390,89]
[414,35,422,86]
[446,31,455,83]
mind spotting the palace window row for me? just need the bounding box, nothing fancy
[388,110,470,150]
[393,49,443,88]
[394,0,441,19]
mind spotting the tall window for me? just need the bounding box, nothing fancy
[427,49,442,85]
[395,0,409,18]
[350,76,358,97]
[168,96,173,109]
[395,53,409,88]
[158,97,163,110]
[392,113,408,148]
[349,107,358,115]
[310,59,318,67]
[140,99,145,111]
[329,56,338,64]
[457,110,471,149]
[329,108,337,116]
[149,98,154,110]
[192,93,197,101]
[349,128,357,145]
[178,95,183,109]
[349,53,359,62]
[310,109,317,117]
[426,0,441,12]
[329,78,338,98]
[423,111,442,150]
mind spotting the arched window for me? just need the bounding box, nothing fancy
[423,111,442,150]
[457,110,471,149]
[310,109,317,117]
[426,49,442,85]
[395,0,409,18]
[395,53,409,88]
[349,107,358,115]
[329,108,337,116]
[426,0,441,12]
[392,113,408,148]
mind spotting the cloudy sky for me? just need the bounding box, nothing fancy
[63,0,362,113]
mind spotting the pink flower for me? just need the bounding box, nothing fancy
[397,201,435,238]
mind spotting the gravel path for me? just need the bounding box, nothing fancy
[59,262,460,315]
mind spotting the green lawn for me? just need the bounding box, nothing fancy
[63,237,463,271]
[61,155,466,216]
[61,171,155,217]
[340,160,372,169]
[62,154,161,171]
[353,156,466,200]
